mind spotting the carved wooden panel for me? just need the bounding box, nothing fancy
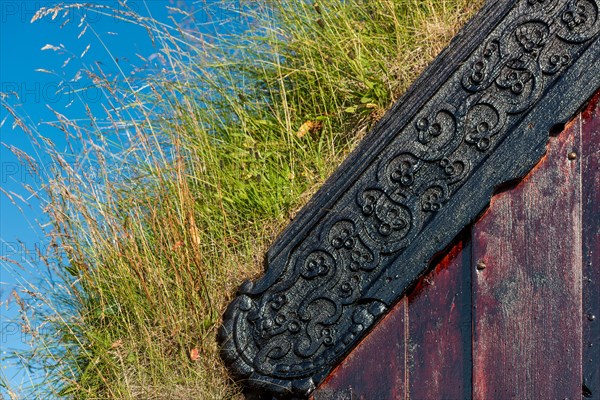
[219,0,600,396]
[313,90,599,400]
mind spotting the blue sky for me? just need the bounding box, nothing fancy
[0,1,244,395]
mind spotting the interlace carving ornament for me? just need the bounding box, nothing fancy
[220,0,600,396]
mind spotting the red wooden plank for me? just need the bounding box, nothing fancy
[408,234,472,400]
[581,91,600,399]
[316,298,408,400]
[471,119,583,399]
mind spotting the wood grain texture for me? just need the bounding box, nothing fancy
[407,235,472,400]
[471,120,583,399]
[582,92,600,399]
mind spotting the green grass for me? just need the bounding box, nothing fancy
[2,1,480,398]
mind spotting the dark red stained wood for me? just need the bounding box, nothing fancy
[407,234,472,400]
[316,298,408,400]
[582,91,600,399]
[471,119,583,399]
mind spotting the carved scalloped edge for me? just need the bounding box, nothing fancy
[219,0,600,397]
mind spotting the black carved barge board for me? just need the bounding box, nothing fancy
[219,0,600,397]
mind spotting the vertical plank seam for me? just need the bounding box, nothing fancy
[578,112,584,393]
[405,297,409,400]
[468,228,475,400]
[470,226,477,400]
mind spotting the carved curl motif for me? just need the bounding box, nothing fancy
[219,0,600,396]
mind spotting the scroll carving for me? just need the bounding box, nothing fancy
[220,0,600,396]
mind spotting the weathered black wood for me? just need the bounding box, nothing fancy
[219,0,600,396]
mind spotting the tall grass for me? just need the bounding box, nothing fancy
[2,0,480,398]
